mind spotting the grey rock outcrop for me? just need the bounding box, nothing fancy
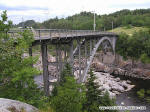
[94,72,135,98]
[0,98,38,112]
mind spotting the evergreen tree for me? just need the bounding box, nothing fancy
[51,63,72,96]
[51,76,85,112]
[100,91,117,107]
[0,11,45,107]
[83,69,102,112]
[59,63,72,85]
[84,69,117,112]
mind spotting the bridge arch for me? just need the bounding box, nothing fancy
[80,36,116,83]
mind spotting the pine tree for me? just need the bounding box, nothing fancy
[51,76,85,112]
[59,63,72,85]
[84,69,118,112]
[83,69,102,112]
[51,63,72,96]
[51,63,85,112]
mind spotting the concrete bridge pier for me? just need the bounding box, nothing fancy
[29,46,33,67]
[41,42,49,96]
[69,39,74,75]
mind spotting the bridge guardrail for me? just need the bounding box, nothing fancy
[7,29,117,39]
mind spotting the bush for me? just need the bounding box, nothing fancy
[146,89,150,95]
[137,89,145,98]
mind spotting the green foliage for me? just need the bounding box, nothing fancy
[110,26,148,35]
[116,33,129,60]
[146,97,150,103]
[146,90,150,95]
[0,11,46,108]
[83,70,117,112]
[116,30,150,64]
[124,111,130,112]
[83,70,101,112]
[137,89,145,98]
[0,11,12,32]
[51,64,85,112]
[51,76,85,112]
[60,63,72,85]
[16,20,36,28]
[51,63,72,97]
[140,54,150,64]
[39,106,55,112]
[100,91,117,107]
[21,9,150,30]
[136,89,150,103]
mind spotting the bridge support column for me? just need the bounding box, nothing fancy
[58,45,63,79]
[69,40,74,75]
[41,42,49,96]
[56,44,59,79]
[64,44,67,63]
[29,46,33,67]
[77,39,81,80]
[90,39,92,55]
[93,38,96,46]
[84,39,87,67]
[29,46,32,56]
[112,37,117,65]
[112,37,116,55]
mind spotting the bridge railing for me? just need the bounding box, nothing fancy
[8,29,116,39]
[33,29,115,39]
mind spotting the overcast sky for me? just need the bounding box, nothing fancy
[0,0,150,24]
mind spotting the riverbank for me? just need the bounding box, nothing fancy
[94,72,135,98]
[116,89,150,112]
[113,74,150,112]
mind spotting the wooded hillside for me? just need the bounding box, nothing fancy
[16,9,150,30]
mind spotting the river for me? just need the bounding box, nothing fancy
[114,75,150,112]
[34,73,150,112]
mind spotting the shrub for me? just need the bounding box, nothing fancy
[137,89,145,98]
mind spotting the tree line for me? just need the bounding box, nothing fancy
[116,30,150,66]
[15,9,150,30]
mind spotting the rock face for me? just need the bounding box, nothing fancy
[92,61,150,80]
[0,98,38,112]
[94,72,135,98]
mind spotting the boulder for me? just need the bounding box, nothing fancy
[119,81,129,89]
[125,85,135,91]
[102,84,111,91]
[0,98,38,112]
[92,62,105,72]
[114,77,120,82]
[91,72,136,98]
[126,80,131,84]
[111,85,125,92]
[112,91,120,95]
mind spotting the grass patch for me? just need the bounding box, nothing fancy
[109,26,149,36]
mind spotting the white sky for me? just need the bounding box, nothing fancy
[0,0,150,24]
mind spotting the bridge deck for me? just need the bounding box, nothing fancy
[8,29,118,41]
